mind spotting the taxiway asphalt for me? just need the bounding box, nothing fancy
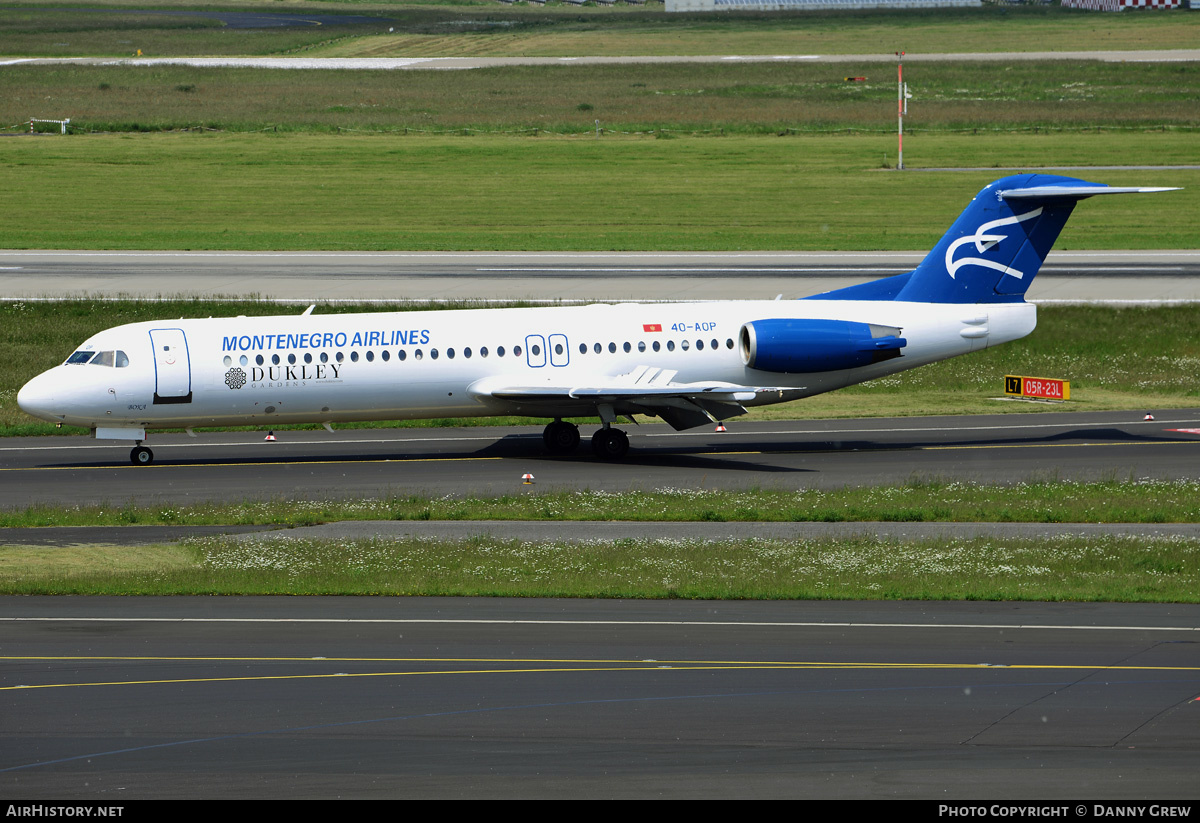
[2,250,1199,302]
[1,409,1198,509]
[2,595,1198,799]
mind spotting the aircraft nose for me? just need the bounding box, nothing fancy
[17,370,62,422]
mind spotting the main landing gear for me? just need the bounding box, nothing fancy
[130,444,154,465]
[542,419,581,455]
[540,419,630,459]
[590,427,629,459]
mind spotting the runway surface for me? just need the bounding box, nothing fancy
[2,596,1197,799]
[2,409,1199,509]
[3,250,1200,302]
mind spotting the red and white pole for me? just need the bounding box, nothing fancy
[896,52,905,170]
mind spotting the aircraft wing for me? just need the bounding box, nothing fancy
[470,366,796,431]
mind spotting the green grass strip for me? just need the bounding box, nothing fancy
[6,60,1199,135]
[6,480,1200,528]
[4,532,1197,601]
[1,133,1196,251]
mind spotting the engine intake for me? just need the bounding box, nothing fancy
[740,319,906,374]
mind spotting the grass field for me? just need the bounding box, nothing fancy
[7,59,1199,135]
[2,133,1196,250]
[4,531,1197,601]
[8,479,1200,527]
[3,4,1200,58]
[2,301,1198,435]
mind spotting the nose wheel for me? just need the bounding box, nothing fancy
[130,445,154,465]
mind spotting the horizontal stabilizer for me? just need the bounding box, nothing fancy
[1000,185,1180,200]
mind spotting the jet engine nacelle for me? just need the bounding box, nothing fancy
[739,318,907,374]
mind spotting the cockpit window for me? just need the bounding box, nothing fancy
[67,349,129,367]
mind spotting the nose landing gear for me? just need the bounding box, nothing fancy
[130,444,154,465]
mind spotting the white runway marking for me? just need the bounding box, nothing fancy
[1,617,1196,631]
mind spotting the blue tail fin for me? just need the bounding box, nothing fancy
[809,174,1175,305]
[894,173,1092,304]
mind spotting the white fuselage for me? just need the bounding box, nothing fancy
[17,299,1036,433]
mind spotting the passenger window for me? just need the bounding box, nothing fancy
[431,349,439,360]
[497,346,505,357]
[382,350,390,362]
[366,351,374,362]
[350,351,359,362]
[638,341,646,353]
[480,347,489,358]
[514,345,522,356]
[223,355,232,367]
[579,343,587,354]
[398,350,407,361]
[667,341,675,352]
[653,341,661,352]
[594,343,602,354]
[681,340,690,351]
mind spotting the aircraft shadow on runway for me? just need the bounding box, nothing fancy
[35,424,1195,471]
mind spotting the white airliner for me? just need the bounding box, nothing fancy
[17,174,1175,464]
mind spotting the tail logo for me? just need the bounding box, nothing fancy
[945,207,1042,280]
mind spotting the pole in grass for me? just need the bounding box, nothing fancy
[896,52,905,170]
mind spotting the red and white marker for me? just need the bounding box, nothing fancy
[1144,414,1155,421]
[714,423,727,432]
[265,431,276,441]
[522,473,535,485]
